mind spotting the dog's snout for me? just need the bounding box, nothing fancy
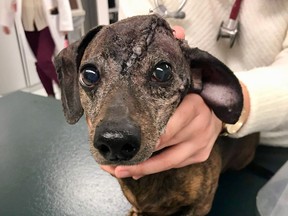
[94,121,141,162]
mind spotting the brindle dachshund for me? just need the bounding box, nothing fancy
[55,14,258,216]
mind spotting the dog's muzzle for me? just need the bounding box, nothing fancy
[94,118,141,162]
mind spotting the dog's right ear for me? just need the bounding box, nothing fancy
[180,46,243,124]
[55,26,104,124]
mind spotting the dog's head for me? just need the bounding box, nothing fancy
[55,14,243,165]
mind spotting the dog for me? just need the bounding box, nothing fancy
[55,14,259,216]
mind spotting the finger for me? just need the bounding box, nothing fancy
[161,120,198,149]
[175,116,221,168]
[113,142,194,178]
[132,143,211,180]
[100,165,116,175]
[162,106,214,149]
[172,25,185,39]
[175,145,212,168]
[159,94,203,146]
[132,175,143,180]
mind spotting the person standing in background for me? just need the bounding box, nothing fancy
[0,0,73,97]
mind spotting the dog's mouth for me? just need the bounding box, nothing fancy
[150,148,166,158]
[96,146,168,166]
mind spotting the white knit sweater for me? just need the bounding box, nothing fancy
[118,0,288,147]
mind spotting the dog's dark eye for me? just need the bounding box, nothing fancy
[151,62,172,82]
[79,66,100,88]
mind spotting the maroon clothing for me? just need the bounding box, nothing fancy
[25,27,59,96]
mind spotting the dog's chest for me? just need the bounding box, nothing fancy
[118,165,208,215]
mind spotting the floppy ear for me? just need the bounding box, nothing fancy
[54,26,104,124]
[182,47,243,124]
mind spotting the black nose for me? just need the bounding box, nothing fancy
[94,121,141,162]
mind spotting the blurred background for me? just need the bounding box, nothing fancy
[0,0,119,98]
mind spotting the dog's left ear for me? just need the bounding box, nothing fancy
[55,26,104,124]
[182,47,243,124]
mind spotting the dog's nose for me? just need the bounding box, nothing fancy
[94,121,141,161]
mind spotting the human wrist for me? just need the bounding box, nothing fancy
[240,81,250,124]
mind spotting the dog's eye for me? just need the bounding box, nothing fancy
[151,62,172,82]
[79,66,100,88]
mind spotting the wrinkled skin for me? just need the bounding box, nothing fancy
[79,17,191,165]
[55,15,258,216]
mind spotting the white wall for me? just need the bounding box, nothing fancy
[0,25,27,95]
[0,24,39,96]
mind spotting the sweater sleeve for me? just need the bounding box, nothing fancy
[233,29,288,139]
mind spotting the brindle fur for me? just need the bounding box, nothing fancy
[55,14,259,216]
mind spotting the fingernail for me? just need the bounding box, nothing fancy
[132,176,142,180]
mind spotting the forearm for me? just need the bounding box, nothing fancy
[233,66,288,138]
[231,29,288,139]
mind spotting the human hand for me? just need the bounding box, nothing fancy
[172,25,185,39]
[101,94,222,179]
[2,26,11,34]
[2,1,16,35]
